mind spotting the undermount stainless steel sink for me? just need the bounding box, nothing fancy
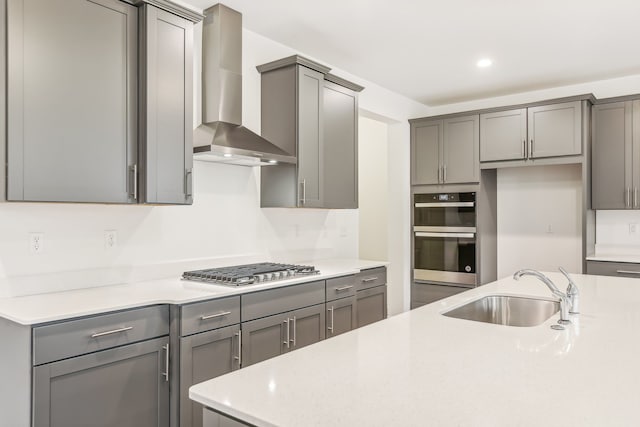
[442,295,560,327]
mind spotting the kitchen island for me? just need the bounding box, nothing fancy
[190,272,640,426]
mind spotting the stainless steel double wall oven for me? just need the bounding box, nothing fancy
[413,192,477,303]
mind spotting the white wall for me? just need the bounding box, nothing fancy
[358,116,388,262]
[0,25,427,300]
[496,164,583,277]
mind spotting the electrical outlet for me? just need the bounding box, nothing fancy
[104,230,117,250]
[630,223,638,234]
[29,233,44,254]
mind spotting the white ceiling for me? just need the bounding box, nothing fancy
[183,0,640,106]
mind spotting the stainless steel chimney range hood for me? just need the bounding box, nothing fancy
[194,4,296,166]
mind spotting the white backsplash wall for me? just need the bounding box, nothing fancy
[497,164,583,278]
[595,210,640,254]
[0,162,359,297]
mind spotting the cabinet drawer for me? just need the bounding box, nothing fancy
[586,261,640,278]
[181,296,240,337]
[242,280,325,322]
[356,267,387,290]
[411,283,469,309]
[326,275,356,301]
[33,305,169,365]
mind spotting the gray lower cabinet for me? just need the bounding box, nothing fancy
[7,0,138,203]
[241,303,325,367]
[591,100,639,209]
[478,101,583,164]
[32,305,170,427]
[411,282,469,309]
[33,337,170,427]
[258,55,362,208]
[177,296,241,427]
[203,408,250,427]
[180,325,241,427]
[326,295,357,337]
[586,260,640,277]
[410,115,479,185]
[356,285,387,328]
[139,4,194,205]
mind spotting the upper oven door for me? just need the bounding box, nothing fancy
[414,193,476,229]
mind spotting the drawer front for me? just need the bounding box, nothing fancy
[586,261,640,278]
[242,280,325,322]
[326,275,356,301]
[33,305,169,365]
[411,283,469,309]
[181,296,240,336]
[356,267,387,290]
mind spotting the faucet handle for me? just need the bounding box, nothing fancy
[558,267,579,314]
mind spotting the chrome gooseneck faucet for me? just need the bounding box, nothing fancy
[513,269,573,324]
[559,267,580,314]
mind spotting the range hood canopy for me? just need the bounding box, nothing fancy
[194,4,295,166]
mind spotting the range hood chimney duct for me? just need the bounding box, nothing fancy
[194,4,296,166]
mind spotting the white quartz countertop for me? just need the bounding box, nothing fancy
[190,272,640,427]
[586,254,640,263]
[0,259,387,325]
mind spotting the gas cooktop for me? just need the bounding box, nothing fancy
[182,262,320,286]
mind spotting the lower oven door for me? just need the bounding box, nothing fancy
[414,231,476,286]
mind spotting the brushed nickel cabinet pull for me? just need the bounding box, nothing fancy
[90,326,133,338]
[283,319,290,349]
[616,270,640,275]
[200,311,232,321]
[327,306,334,333]
[335,285,354,291]
[233,330,242,367]
[162,343,170,382]
[361,277,378,283]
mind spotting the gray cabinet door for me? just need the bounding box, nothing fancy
[33,336,169,427]
[241,312,289,367]
[7,0,138,202]
[411,282,469,309]
[592,101,632,209]
[326,295,356,338]
[443,115,479,183]
[411,120,442,185]
[180,325,240,427]
[297,66,324,207]
[290,303,325,349]
[528,101,582,159]
[480,109,527,162]
[356,285,387,328]
[139,5,193,205]
[632,100,640,209]
[323,80,358,208]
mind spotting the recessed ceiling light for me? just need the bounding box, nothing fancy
[477,58,493,68]
[223,153,233,158]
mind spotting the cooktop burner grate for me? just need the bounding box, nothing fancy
[182,262,319,286]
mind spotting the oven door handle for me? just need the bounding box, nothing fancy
[415,232,475,239]
[414,202,474,208]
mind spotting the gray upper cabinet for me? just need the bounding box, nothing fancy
[411,120,442,185]
[480,108,527,162]
[478,100,583,164]
[139,4,194,205]
[592,100,635,209]
[7,0,138,203]
[323,77,359,209]
[297,66,324,208]
[258,56,363,208]
[528,101,582,159]
[5,0,200,204]
[411,115,479,185]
